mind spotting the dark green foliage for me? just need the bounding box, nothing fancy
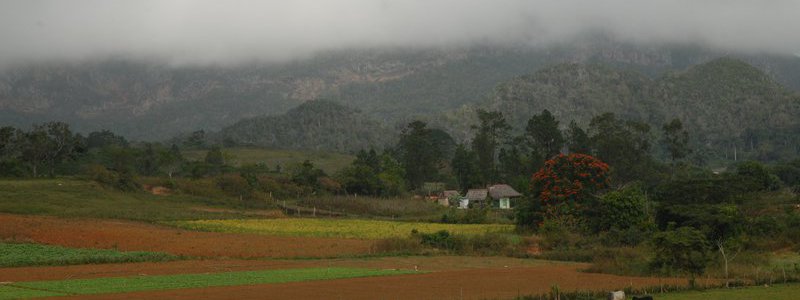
[290,160,326,188]
[588,113,655,184]
[650,226,712,278]
[772,159,800,186]
[440,208,488,224]
[397,121,445,189]
[565,121,591,154]
[656,204,744,241]
[471,109,511,184]
[662,118,691,161]
[525,109,564,159]
[217,100,395,153]
[0,243,176,267]
[588,187,650,233]
[86,130,128,149]
[488,58,800,163]
[451,144,481,190]
[735,161,781,191]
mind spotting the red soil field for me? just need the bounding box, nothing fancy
[47,265,691,300]
[0,214,372,258]
[0,256,559,282]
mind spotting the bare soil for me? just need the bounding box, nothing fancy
[45,264,691,300]
[0,214,372,259]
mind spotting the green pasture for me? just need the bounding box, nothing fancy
[0,267,415,299]
[0,243,176,268]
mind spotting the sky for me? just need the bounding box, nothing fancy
[1,0,799,67]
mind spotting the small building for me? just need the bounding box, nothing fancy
[464,188,489,208]
[438,190,459,206]
[488,184,522,209]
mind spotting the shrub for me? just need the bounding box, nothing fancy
[84,164,138,191]
[440,208,488,224]
[650,226,711,279]
[587,186,650,233]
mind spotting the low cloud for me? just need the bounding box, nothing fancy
[1,0,798,67]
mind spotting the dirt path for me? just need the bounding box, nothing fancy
[0,214,372,258]
[46,265,689,300]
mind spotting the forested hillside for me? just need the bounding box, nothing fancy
[2,39,800,141]
[463,58,800,161]
[214,100,395,153]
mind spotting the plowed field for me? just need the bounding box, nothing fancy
[0,214,372,258]
[43,264,690,300]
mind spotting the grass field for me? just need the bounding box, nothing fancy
[0,243,176,267]
[182,147,354,174]
[0,179,249,222]
[0,268,415,299]
[658,283,800,300]
[171,218,515,239]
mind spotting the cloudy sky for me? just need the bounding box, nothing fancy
[1,0,799,67]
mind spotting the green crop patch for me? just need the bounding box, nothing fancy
[1,268,416,299]
[0,243,177,267]
[657,283,800,300]
[171,218,514,239]
[0,285,64,300]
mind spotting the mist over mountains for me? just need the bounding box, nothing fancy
[2,40,800,142]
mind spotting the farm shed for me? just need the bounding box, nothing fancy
[464,189,489,208]
[488,184,522,209]
[438,190,459,206]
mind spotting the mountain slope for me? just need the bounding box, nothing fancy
[2,39,800,141]
[472,58,800,160]
[215,100,395,153]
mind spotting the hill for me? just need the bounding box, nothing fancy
[468,58,800,160]
[2,38,800,141]
[213,100,395,153]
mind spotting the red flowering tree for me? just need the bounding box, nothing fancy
[531,153,610,226]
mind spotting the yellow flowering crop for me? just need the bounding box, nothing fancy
[172,218,513,239]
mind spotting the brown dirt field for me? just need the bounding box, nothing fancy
[47,264,693,300]
[0,256,562,282]
[0,214,371,258]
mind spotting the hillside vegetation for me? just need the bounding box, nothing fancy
[214,100,395,153]
[3,40,800,141]
[471,58,800,161]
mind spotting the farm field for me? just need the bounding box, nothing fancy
[182,147,354,174]
[0,214,373,258]
[33,264,691,300]
[0,268,413,299]
[0,179,249,222]
[658,283,800,300]
[0,243,175,268]
[171,218,515,239]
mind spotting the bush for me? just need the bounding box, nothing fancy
[650,226,711,278]
[84,164,138,191]
[588,186,650,233]
[371,237,424,255]
[440,208,488,224]
[585,246,651,276]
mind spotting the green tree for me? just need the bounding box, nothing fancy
[471,110,511,184]
[588,187,649,232]
[204,145,225,174]
[86,130,128,149]
[662,118,691,162]
[525,109,564,159]
[159,144,184,179]
[589,113,654,184]
[451,144,481,191]
[291,160,326,188]
[651,226,711,284]
[565,121,591,154]
[377,153,406,196]
[398,121,443,189]
[137,143,159,176]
